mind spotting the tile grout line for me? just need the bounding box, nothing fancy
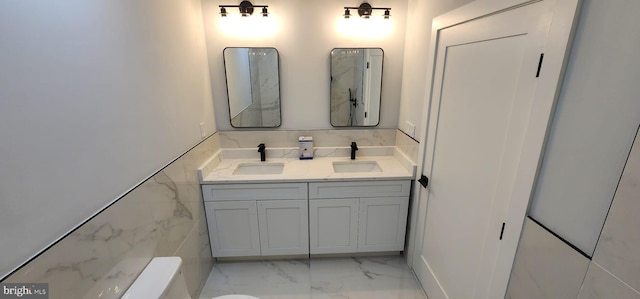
[592,261,640,295]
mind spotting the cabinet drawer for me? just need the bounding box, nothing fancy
[202,183,307,201]
[309,180,411,199]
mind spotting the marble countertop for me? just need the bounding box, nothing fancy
[199,147,416,184]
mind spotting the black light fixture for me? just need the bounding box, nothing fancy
[358,2,372,19]
[343,2,391,19]
[220,1,269,17]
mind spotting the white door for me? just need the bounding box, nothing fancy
[309,198,359,254]
[257,199,309,255]
[411,0,580,298]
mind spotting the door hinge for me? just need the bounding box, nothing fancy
[418,175,429,188]
[499,222,506,240]
[367,61,370,69]
[536,53,544,78]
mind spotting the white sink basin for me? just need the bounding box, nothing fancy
[233,163,284,175]
[332,161,382,173]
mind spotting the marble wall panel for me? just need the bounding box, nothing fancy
[218,129,397,149]
[4,187,150,298]
[2,133,219,298]
[198,210,215,291]
[592,132,640,291]
[510,128,640,299]
[135,158,199,257]
[578,262,640,299]
[395,130,419,164]
[176,215,213,297]
[506,218,590,299]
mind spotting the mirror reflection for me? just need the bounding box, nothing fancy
[330,48,383,127]
[224,47,281,128]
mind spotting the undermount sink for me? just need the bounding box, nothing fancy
[332,161,382,173]
[233,162,284,175]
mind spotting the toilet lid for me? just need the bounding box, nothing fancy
[212,295,259,299]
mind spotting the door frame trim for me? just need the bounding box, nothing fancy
[407,0,582,298]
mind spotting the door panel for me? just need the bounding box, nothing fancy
[411,0,581,298]
[425,34,529,299]
[309,198,359,254]
[358,197,409,252]
[206,201,260,257]
[257,200,309,255]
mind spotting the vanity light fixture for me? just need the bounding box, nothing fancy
[219,1,269,17]
[343,3,391,19]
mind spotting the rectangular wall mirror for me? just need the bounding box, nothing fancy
[330,48,383,127]
[224,47,281,128]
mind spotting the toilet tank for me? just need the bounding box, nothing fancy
[121,257,191,299]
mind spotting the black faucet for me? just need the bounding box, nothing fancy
[350,142,358,160]
[257,143,266,161]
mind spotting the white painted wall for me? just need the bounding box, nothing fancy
[0,0,215,278]
[528,0,640,255]
[201,0,408,130]
[397,0,474,140]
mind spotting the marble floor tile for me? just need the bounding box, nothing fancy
[199,256,427,299]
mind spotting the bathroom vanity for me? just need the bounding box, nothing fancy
[308,180,410,254]
[199,147,415,258]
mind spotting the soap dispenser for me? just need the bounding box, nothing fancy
[298,136,314,160]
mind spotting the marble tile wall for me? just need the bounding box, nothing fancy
[579,131,640,298]
[2,133,220,299]
[395,130,419,164]
[218,129,397,149]
[506,218,590,299]
[578,263,640,299]
[508,128,640,299]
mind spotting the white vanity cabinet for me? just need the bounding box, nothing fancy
[308,180,411,254]
[205,200,260,257]
[257,199,309,256]
[203,180,411,257]
[202,183,308,257]
[309,198,360,254]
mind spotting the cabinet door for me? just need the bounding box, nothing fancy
[358,197,409,252]
[309,198,359,254]
[257,200,309,256]
[205,201,260,257]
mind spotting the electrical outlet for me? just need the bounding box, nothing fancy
[199,122,206,138]
[406,121,416,137]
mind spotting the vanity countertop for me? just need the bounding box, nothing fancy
[199,147,416,184]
